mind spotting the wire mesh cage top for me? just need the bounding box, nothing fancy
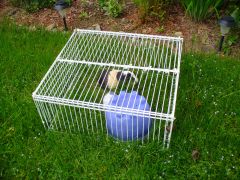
[33,29,183,122]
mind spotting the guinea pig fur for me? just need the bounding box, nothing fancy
[98,70,138,90]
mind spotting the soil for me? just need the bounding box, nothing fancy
[0,0,239,57]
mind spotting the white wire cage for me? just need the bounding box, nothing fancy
[32,29,183,148]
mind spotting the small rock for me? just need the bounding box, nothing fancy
[147,27,153,34]
[201,45,214,53]
[51,15,59,18]
[201,33,210,45]
[142,29,147,34]
[121,18,129,24]
[126,1,134,6]
[7,8,18,16]
[29,26,36,31]
[93,24,101,31]
[174,31,183,37]
[192,149,200,161]
[86,27,95,30]
[58,26,65,31]
[46,23,56,31]
[87,1,94,6]
[82,0,94,8]
[71,7,77,13]
[166,124,175,132]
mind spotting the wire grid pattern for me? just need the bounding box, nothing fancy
[33,29,183,148]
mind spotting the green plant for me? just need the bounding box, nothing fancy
[133,0,149,20]
[79,11,89,19]
[103,0,123,18]
[9,0,24,7]
[222,34,238,55]
[10,0,54,12]
[181,0,224,21]
[25,0,40,12]
[156,25,165,33]
[98,0,107,8]
[65,0,72,6]
[227,34,238,46]
[134,0,171,22]
[150,11,165,22]
[231,7,240,28]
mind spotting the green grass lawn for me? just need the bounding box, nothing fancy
[0,21,240,178]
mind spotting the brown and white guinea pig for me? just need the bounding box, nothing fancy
[98,69,138,90]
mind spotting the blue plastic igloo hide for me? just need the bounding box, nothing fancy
[104,91,152,141]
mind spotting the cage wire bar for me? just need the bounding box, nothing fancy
[32,29,183,148]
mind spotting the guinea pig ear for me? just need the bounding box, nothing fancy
[98,70,108,89]
[125,72,138,83]
[117,71,124,81]
[126,73,132,80]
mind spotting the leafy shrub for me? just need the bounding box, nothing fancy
[98,0,107,8]
[227,0,240,28]
[103,0,123,18]
[133,0,149,19]
[9,0,23,7]
[181,0,224,21]
[231,8,240,28]
[133,0,172,21]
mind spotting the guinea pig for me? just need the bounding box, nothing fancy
[98,69,138,90]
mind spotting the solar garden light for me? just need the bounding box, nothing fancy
[54,0,69,31]
[218,16,235,52]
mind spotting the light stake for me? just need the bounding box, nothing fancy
[54,0,69,31]
[218,16,235,52]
